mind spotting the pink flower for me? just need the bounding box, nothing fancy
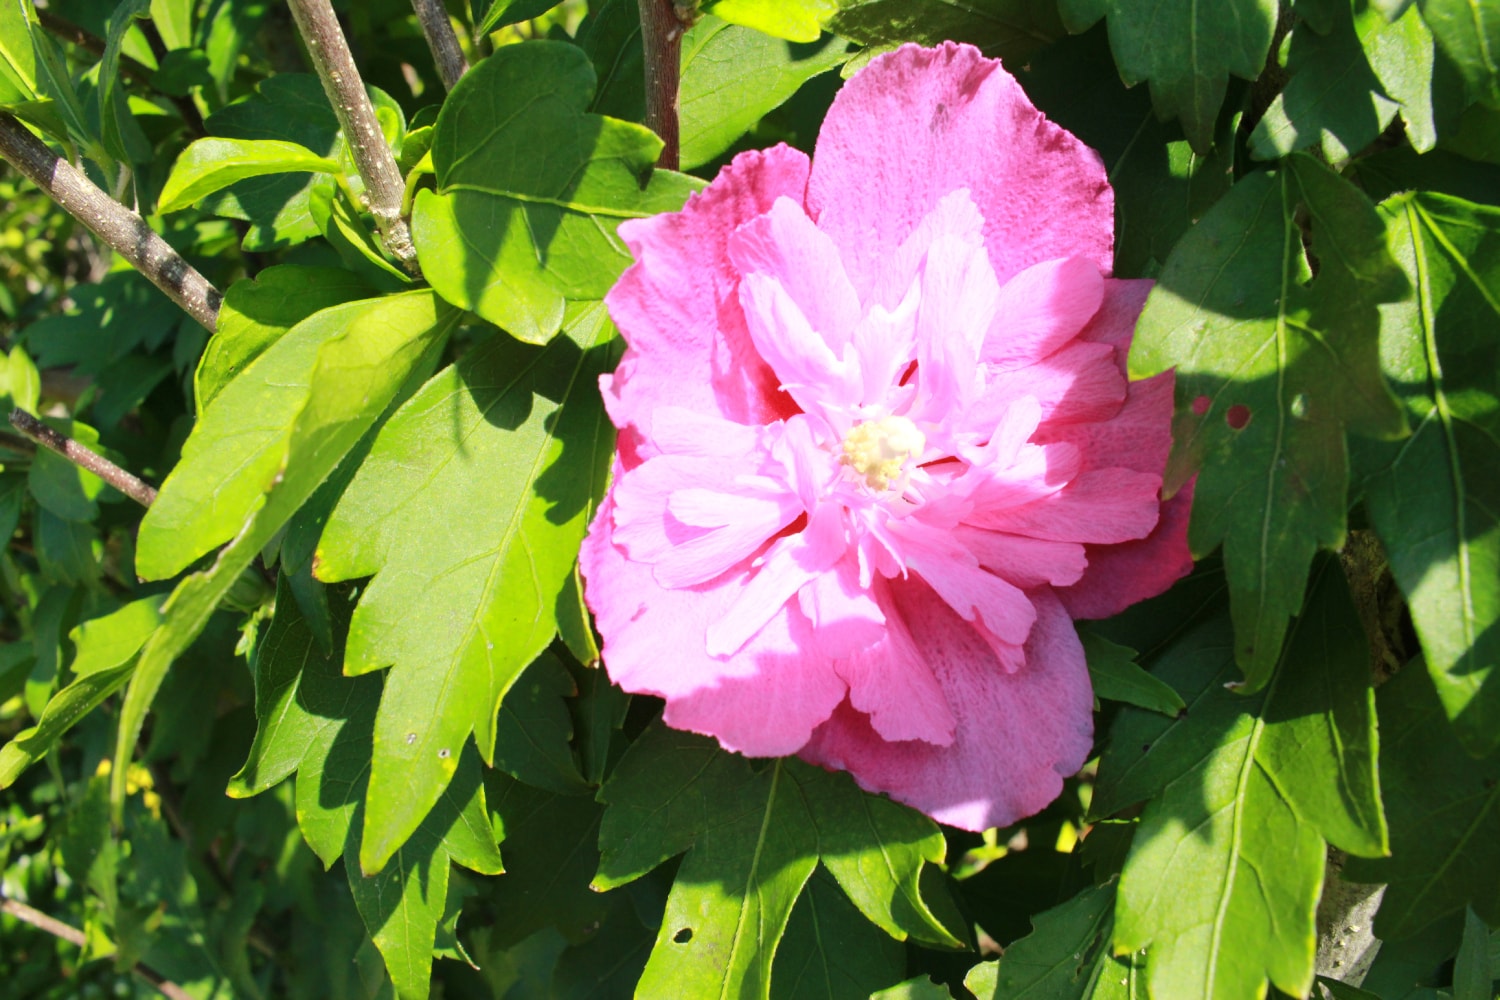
[580,42,1193,831]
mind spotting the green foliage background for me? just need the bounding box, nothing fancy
[0,0,1498,998]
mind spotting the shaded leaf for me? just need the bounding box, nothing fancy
[770,867,904,999]
[1058,0,1276,152]
[1082,633,1185,717]
[1097,558,1386,1000]
[678,16,850,170]
[1356,193,1500,755]
[1130,154,1408,687]
[1345,665,1500,939]
[595,724,955,999]
[1419,0,1500,107]
[1250,2,1401,162]
[199,264,376,410]
[826,0,1065,65]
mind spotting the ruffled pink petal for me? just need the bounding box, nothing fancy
[976,340,1127,427]
[955,528,1088,589]
[729,196,862,351]
[972,468,1163,543]
[738,272,856,415]
[912,232,998,415]
[604,145,812,457]
[982,257,1106,370]
[833,582,956,745]
[1059,480,1196,620]
[807,43,1112,300]
[892,520,1037,645]
[581,490,846,756]
[799,585,1093,832]
[706,504,846,657]
[797,554,886,659]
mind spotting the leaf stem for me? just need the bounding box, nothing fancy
[637,0,687,170]
[410,0,469,92]
[9,410,158,508]
[286,0,422,276]
[0,113,222,331]
[0,896,195,1000]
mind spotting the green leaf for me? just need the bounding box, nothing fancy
[826,0,1065,65]
[490,650,589,796]
[1452,908,1494,1000]
[98,0,152,166]
[873,976,955,1000]
[967,881,1132,999]
[1082,633,1185,717]
[159,138,341,213]
[1361,3,1442,152]
[475,0,560,34]
[702,0,835,43]
[1130,154,1408,687]
[198,75,365,251]
[0,0,39,105]
[770,867,904,999]
[412,40,701,344]
[678,16,850,170]
[1419,0,1500,107]
[1250,2,1401,162]
[595,724,956,999]
[137,291,456,582]
[1097,557,1387,1000]
[1355,193,1500,756]
[1344,665,1500,940]
[314,303,617,874]
[1057,0,1277,152]
[228,576,502,999]
[1017,25,1238,278]
[227,578,378,802]
[308,177,413,292]
[0,660,133,787]
[198,264,376,411]
[115,291,457,819]
[68,597,163,676]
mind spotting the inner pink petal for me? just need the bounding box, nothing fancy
[705,504,847,657]
[729,196,863,351]
[982,257,1106,370]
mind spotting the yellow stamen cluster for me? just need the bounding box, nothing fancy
[841,415,926,491]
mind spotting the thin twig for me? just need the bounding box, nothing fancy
[1,896,196,1000]
[410,0,468,91]
[10,410,158,508]
[0,113,221,331]
[638,0,688,170]
[286,0,422,275]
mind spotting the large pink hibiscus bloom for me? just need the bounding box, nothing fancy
[580,42,1193,831]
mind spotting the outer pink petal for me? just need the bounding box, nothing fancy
[581,489,846,755]
[799,585,1094,832]
[603,145,811,458]
[1058,480,1196,620]
[807,43,1112,299]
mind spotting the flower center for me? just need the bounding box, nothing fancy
[840,415,926,491]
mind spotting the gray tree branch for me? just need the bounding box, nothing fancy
[11,409,158,508]
[0,112,221,331]
[411,0,469,91]
[286,0,422,275]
